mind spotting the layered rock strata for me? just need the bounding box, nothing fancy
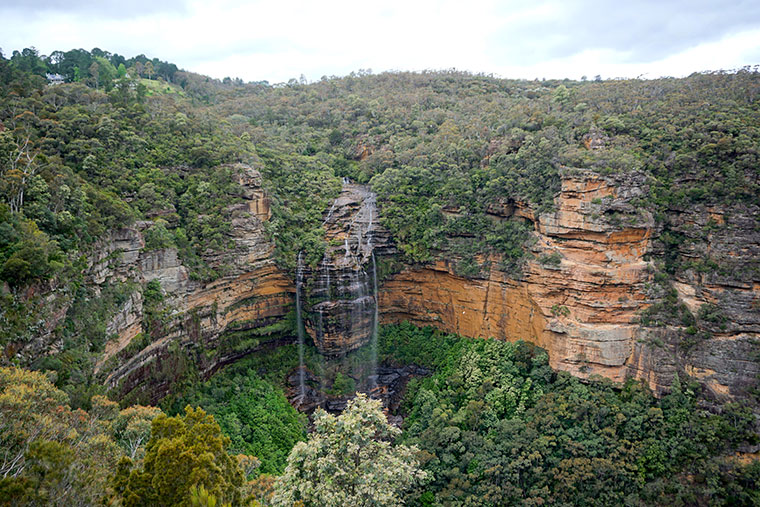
[302,181,394,355]
[18,163,758,406]
[629,202,760,400]
[92,165,293,403]
[380,171,760,399]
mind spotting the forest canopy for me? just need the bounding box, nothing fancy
[1,47,759,506]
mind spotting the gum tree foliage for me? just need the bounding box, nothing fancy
[113,406,247,507]
[379,324,759,506]
[0,367,161,506]
[272,393,427,506]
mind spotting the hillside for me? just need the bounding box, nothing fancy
[1,47,759,505]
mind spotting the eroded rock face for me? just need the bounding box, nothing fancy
[302,181,394,355]
[17,163,758,406]
[527,173,654,380]
[381,171,760,400]
[92,165,294,403]
[630,202,760,400]
[381,172,652,381]
[106,167,757,403]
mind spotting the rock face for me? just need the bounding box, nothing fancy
[92,165,294,403]
[380,172,651,380]
[17,163,758,407]
[103,167,757,403]
[380,170,760,400]
[301,181,394,355]
[628,202,760,400]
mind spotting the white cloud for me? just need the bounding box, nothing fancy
[1,0,758,83]
[494,28,760,81]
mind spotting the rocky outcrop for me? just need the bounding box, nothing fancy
[286,364,430,418]
[97,167,760,404]
[381,172,650,377]
[91,165,294,403]
[380,170,760,400]
[21,160,756,407]
[628,202,760,400]
[301,181,394,355]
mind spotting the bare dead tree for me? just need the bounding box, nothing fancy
[1,127,41,213]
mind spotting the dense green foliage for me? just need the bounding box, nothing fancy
[113,406,246,507]
[0,51,251,281]
[0,367,161,506]
[380,323,759,506]
[2,46,759,505]
[0,47,258,404]
[272,393,427,507]
[209,67,760,275]
[161,343,317,477]
[163,374,306,475]
[256,147,341,269]
[2,46,759,278]
[0,366,263,507]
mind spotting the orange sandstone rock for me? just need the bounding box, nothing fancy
[382,172,654,384]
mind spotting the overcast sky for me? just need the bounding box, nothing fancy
[2,0,759,83]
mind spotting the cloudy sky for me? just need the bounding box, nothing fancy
[2,0,759,83]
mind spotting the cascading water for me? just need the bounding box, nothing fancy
[349,268,364,346]
[322,200,337,226]
[318,255,331,397]
[295,252,306,405]
[367,208,373,247]
[292,180,389,408]
[370,251,379,391]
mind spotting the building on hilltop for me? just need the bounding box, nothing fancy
[46,73,65,85]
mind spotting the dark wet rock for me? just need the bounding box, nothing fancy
[287,362,431,419]
[301,182,396,355]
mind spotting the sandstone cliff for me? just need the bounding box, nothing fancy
[92,165,294,403]
[380,170,760,400]
[20,164,757,407]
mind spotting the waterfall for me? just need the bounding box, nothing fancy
[349,269,363,346]
[306,181,384,403]
[295,252,306,404]
[370,251,379,391]
[322,200,337,226]
[318,255,330,398]
[367,207,373,248]
[316,256,329,345]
